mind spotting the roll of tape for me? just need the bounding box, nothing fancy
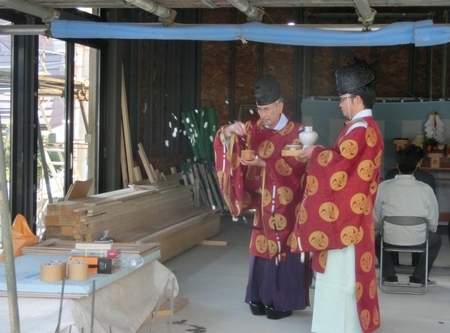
[50,260,67,278]
[40,261,64,282]
[67,261,89,280]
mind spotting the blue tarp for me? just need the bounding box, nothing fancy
[50,19,450,47]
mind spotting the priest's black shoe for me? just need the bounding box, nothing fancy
[249,301,265,316]
[265,306,292,320]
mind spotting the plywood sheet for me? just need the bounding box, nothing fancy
[23,239,159,255]
[65,178,93,200]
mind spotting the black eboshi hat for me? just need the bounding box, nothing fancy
[335,63,375,95]
[254,75,281,106]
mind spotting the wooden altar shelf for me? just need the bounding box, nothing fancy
[44,184,220,262]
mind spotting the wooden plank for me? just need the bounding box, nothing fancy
[65,178,93,201]
[105,189,157,202]
[153,297,189,317]
[120,125,129,188]
[133,166,143,181]
[155,212,220,262]
[121,64,134,184]
[44,215,61,227]
[137,142,157,183]
[201,240,228,246]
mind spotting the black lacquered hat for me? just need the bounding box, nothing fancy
[254,75,281,106]
[335,63,374,95]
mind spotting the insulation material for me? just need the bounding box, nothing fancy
[0,260,178,333]
[0,251,161,295]
[50,19,450,47]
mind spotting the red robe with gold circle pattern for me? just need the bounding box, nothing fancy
[214,118,308,261]
[292,116,383,333]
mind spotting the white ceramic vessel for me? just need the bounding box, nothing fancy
[300,126,318,148]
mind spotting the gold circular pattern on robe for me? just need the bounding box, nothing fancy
[298,205,307,224]
[373,306,380,326]
[370,226,375,242]
[317,150,333,166]
[374,149,382,168]
[360,161,376,183]
[360,252,373,273]
[275,159,293,176]
[369,278,377,299]
[369,180,378,195]
[258,140,275,158]
[365,127,377,147]
[319,202,339,222]
[357,160,375,181]
[255,235,268,253]
[278,121,294,136]
[318,250,328,269]
[226,148,233,161]
[306,175,319,196]
[339,139,359,159]
[231,152,241,170]
[269,214,288,231]
[330,171,348,191]
[340,226,359,246]
[356,226,364,244]
[350,193,369,215]
[356,282,363,302]
[287,232,293,246]
[216,170,226,188]
[309,231,329,250]
[268,240,277,258]
[253,213,260,227]
[262,189,272,207]
[301,172,306,186]
[360,309,371,330]
[364,198,371,216]
[243,191,252,209]
[290,234,298,251]
[295,202,302,219]
[277,186,294,205]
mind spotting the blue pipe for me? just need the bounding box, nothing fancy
[50,19,450,47]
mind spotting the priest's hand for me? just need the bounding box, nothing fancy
[240,155,266,168]
[295,145,317,160]
[224,121,246,137]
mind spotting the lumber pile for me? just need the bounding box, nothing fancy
[44,181,220,262]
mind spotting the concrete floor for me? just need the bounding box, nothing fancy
[139,214,450,333]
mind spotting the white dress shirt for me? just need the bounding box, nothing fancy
[373,174,439,245]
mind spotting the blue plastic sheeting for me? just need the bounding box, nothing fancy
[51,19,450,47]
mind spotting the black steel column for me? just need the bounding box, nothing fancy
[10,34,38,229]
[64,42,75,193]
[98,9,122,192]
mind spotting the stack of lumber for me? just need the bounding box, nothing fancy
[44,181,220,262]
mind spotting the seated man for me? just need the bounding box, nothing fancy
[384,144,436,266]
[374,145,442,286]
[385,144,436,192]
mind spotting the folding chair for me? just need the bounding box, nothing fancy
[379,216,429,295]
